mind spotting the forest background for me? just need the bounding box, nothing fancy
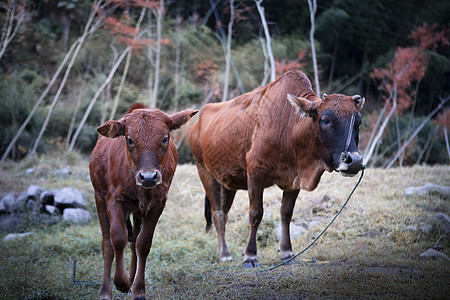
[1,0,449,167]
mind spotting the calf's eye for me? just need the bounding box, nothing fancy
[162,136,169,145]
[126,137,134,146]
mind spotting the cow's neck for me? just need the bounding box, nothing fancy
[291,116,328,192]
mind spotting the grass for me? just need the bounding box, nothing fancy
[0,153,449,299]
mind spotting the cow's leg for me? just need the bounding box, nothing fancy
[243,175,264,268]
[195,163,233,261]
[106,199,131,293]
[131,203,164,300]
[217,185,236,260]
[95,193,114,300]
[129,215,142,283]
[280,190,300,260]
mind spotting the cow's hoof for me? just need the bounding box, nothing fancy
[220,255,233,262]
[242,261,260,268]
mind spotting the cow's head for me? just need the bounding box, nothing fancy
[97,107,198,189]
[288,93,365,177]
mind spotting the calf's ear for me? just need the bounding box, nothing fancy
[169,110,199,131]
[97,120,125,138]
[287,94,319,118]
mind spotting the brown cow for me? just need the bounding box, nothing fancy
[89,103,197,300]
[189,70,364,268]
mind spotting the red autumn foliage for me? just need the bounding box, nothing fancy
[435,108,450,130]
[107,0,159,10]
[275,49,308,76]
[197,60,221,100]
[95,1,169,55]
[371,23,449,114]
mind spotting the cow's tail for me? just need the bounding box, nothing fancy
[204,194,212,233]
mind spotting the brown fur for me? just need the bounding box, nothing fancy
[189,70,363,266]
[90,104,197,299]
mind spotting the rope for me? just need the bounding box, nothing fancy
[260,166,365,272]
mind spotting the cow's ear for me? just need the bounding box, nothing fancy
[287,94,319,118]
[353,95,365,111]
[169,110,199,131]
[97,120,125,138]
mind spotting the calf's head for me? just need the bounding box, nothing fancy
[288,93,365,177]
[97,107,198,188]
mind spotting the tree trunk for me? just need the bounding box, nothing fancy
[68,46,132,152]
[174,10,182,111]
[1,40,79,163]
[363,82,398,165]
[222,0,234,102]
[444,126,450,162]
[109,8,146,120]
[151,0,164,109]
[0,0,28,61]
[259,36,270,86]
[385,95,449,169]
[307,0,320,96]
[255,0,275,82]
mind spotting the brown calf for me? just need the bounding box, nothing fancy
[89,103,197,299]
[189,71,364,267]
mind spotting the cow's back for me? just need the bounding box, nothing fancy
[190,86,263,189]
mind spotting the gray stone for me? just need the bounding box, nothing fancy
[405,183,450,196]
[63,208,90,224]
[55,168,71,176]
[419,224,433,235]
[25,168,34,176]
[2,232,33,242]
[55,187,86,208]
[26,185,42,200]
[45,205,57,215]
[433,213,450,234]
[419,248,449,260]
[0,193,15,213]
[406,225,418,232]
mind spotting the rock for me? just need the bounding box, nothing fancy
[2,232,33,242]
[0,215,23,232]
[308,220,321,229]
[406,225,418,232]
[54,187,86,208]
[0,193,15,213]
[433,213,450,234]
[40,191,55,206]
[419,224,433,235]
[25,168,34,176]
[419,248,449,260]
[312,205,326,214]
[26,185,42,200]
[55,168,71,176]
[63,208,90,224]
[45,205,57,215]
[405,183,450,196]
[275,222,307,241]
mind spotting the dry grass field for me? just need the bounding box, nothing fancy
[0,153,449,299]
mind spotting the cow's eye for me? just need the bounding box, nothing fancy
[126,137,134,146]
[320,117,331,126]
[162,136,169,145]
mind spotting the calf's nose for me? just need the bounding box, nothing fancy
[137,171,161,188]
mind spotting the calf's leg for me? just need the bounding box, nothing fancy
[107,199,131,293]
[95,193,114,300]
[280,190,299,260]
[131,203,164,300]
